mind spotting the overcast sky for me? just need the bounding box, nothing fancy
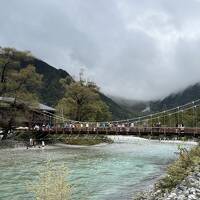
[1,0,200,100]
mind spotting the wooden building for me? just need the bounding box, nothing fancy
[0,97,55,129]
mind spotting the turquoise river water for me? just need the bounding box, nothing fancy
[0,136,194,200]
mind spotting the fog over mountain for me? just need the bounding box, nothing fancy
[1,0,200,100]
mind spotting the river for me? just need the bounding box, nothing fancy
[0,136,194,200]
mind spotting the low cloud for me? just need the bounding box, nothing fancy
[1,0,200,100]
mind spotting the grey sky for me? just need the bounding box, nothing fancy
[1,0,200,100]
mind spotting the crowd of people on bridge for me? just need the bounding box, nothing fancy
[32,120,168,132]
[31,119,187,134]
[176,123,185,133]
[33,122,135,131]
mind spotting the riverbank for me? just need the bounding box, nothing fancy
[107,135,198,145]
[135,144,200,200]
[0,133,198,149]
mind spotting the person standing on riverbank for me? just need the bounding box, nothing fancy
[30,138,33,146]
[42,141,45,149]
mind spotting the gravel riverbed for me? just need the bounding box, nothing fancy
[137,167,200,200]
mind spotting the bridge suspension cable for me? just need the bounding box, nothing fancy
[32,98,200,126]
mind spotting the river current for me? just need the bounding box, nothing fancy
[0,136,193,200]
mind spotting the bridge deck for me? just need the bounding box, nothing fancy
[36,127,200,137]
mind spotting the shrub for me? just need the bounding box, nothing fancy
[28,161,71,200]
[157,145,200,192]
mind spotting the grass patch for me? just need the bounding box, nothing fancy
[1,131,113,146]
[51,134,113,146]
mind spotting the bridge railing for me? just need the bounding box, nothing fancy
[31,126,200,136]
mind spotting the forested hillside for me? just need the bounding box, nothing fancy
[20,58,72,106]
[20,55,134,119]
[3,47,199,120]
[0,47,133,120]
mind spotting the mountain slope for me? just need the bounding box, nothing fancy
[20,58,72,106]
[109,96,148,115]
[150,83,200,112]
[99,93,134,120]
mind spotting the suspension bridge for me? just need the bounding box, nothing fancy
[31,98,200,139]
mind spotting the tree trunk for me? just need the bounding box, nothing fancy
[0,62,9,96]
[75,105,81,121]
